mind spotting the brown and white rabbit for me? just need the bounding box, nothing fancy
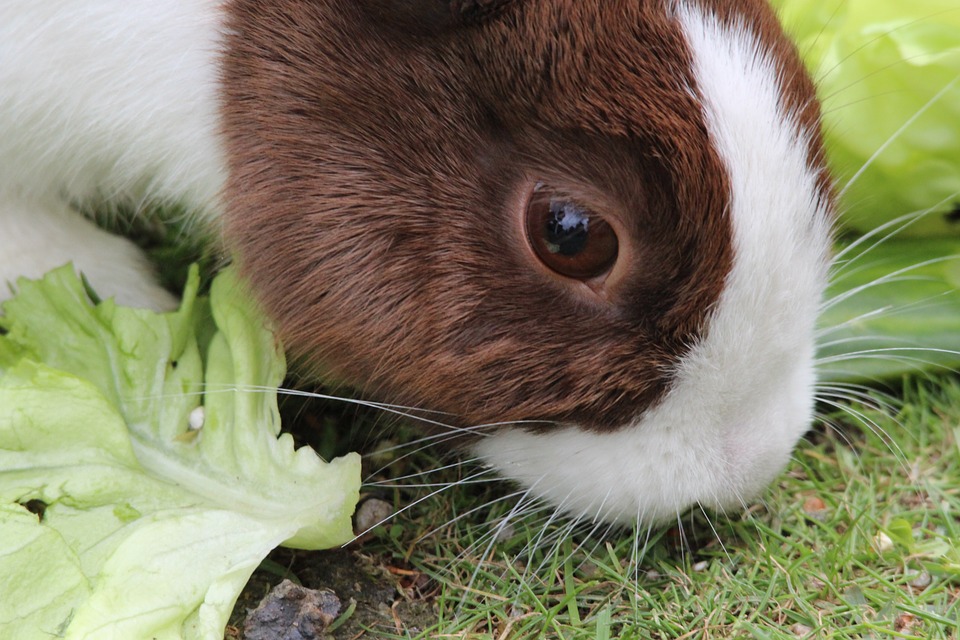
[0,0,833,525]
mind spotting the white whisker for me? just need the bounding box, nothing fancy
[816,346,960,367]
[815,398,910,472]
[839,75,959,199]
[458,477,545,608]
[346,466,496,545]
[822,254,960,313]
[829,208,936,269]
[413,487,532,545]
[366,469,497,489]
[698,503,731,563]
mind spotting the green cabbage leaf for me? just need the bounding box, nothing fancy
[769,1,960,381]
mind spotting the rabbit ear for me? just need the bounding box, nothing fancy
[360,0,516,34]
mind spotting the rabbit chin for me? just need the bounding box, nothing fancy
[472,4,832,526]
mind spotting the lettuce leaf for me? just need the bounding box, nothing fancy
[818,237,960,382]
[0,266,360,639]
[771,0,960,236]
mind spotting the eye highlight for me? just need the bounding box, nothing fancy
[524,183,619,280]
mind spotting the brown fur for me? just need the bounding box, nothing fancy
[220,0,824,433]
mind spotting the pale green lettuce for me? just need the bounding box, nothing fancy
[771,0,960,236]
[0,266,360,640]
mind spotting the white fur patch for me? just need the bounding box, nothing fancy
[0,194,177,309]
[0,0,226,306]
[472,6,833,524]
[0,1,226,211]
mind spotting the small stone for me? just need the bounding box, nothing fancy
[692,561,709,572]
[873,531,894,552]
[353,498,394,536]
[907,570,932,590]
[243,580,340,640]
[791,623,813,636]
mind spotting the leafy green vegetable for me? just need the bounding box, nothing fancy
[819,237,960,382]
[768,1,960,382]
[0,266,360,640]
[771,0,960,236]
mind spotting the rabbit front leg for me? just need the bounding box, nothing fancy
[0,193,177,310]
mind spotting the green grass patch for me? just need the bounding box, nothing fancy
[313,376,960,639]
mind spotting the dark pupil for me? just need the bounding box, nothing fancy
[544,200,590,256]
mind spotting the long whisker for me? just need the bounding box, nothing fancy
[816,398,910,472]
[831,210,930,264]
[347,466,497,544]
[459,478,545,608]
[136,382,471,434]
[817,291,959,341]
[569,514,622,578]
[808,414,865,470]
[814,7,960,90]
[697,502,732,563]
[822,254,960,313]
[792,0,846,81]
[838,76,959,199]
[815,384,899,414]
[413,487,532,545]
[379,419,563,466]
[816,346,960,366]
[365,461,497,488]
[363,430,497,478]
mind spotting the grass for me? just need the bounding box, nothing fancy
[273,375,960,639]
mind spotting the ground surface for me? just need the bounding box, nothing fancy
[222,377,960,639]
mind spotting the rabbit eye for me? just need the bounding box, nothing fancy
[524,184,619,280]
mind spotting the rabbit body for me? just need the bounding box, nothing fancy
[0,1,224,307]
[0,0,833,524]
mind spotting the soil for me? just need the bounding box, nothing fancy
[226,541,440,639]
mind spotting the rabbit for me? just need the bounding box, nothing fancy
[0,0,834,525]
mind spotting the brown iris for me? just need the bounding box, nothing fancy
[524,184,619,280]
